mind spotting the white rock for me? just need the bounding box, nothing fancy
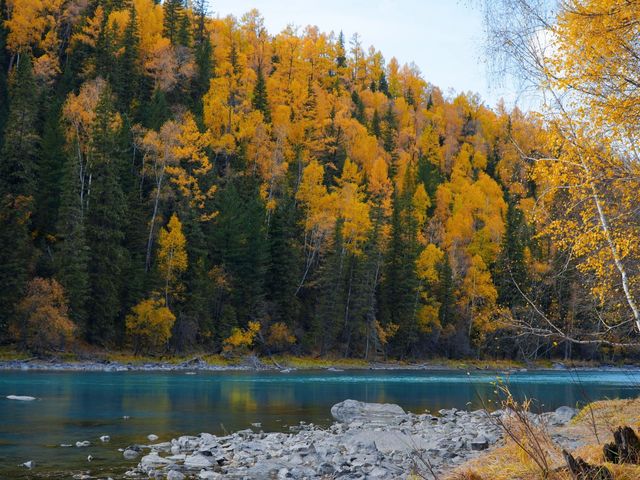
[551,406,578,425]
[99,435,110,442]
[7,395,36,401]
[21,460,35,469]
[331,399,406,424]
[75,441,90,447]
[140,452,173,469]
[147,434,159,441]
[184,454,213,468]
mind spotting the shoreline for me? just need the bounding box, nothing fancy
[0,355,638,373]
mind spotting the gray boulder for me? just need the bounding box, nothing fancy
[184,454,213,469]
[123,449,140,460]
[140,452,173,469]
[331,399,406,424]
[551,406,578,425]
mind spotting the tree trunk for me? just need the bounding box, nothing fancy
[145,169,164,272]
[563,450,612,480]
[603,426,640,464]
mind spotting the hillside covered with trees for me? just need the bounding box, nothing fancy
[1,0,637,361]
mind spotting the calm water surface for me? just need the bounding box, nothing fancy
[1,368,639,478]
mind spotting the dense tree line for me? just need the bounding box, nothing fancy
[0,0,636,360]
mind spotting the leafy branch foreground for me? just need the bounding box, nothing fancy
[449,394,640,480]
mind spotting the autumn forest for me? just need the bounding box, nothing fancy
[1,0,639,362]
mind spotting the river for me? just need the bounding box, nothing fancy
[1,368,639,478]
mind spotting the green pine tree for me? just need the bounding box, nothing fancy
[85,86,128,344]
[163,0,186,45]
[0,55,40,331]
[0,0,9,149]
[55,153,90,331]
[252,68,271,123]
[115,3,141,112]
[380,189,421,357]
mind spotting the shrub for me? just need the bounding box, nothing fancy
[223,321,261,355]
[125,297,176,354]
[266,322,295,352]
[17,278,75,353]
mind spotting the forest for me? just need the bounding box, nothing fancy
[1,0,639,361]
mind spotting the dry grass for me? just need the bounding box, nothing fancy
[0,346,31,360]
[449,442,565,480]
[448,397,640,480]
[270,354,370,369]
[570,398,640,438]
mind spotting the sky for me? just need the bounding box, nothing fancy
[210,0,519,109]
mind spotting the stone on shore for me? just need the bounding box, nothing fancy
[140,452,173,469]
[123,449,140,460]
[551,406,578,425]
[330,399,407,423]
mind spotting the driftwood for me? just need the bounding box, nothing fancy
[603,426,640,464]
[563,450,612,480]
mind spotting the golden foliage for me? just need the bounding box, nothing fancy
[266,322,296,351]
[417,243,444,284]
[16,277,75,353]
[223,321,261,354]
[125,297,176,354]
[374,320,399,346]
[157,213,188,301]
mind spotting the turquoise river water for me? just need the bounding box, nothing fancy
[1,368,639,478]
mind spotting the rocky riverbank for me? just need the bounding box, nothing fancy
[0,357,260,372]
[1,355,636,373]
[118,400,578,480]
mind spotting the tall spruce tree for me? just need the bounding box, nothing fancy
[380,189,421,357]
[115,3,141,113]
[0,55,39,331]
[163,0,186,46]
[313,221,346,354]
[34,100,66,274]
[55,152,90,331]
[211,179,269,328]
[252,68,271,123]
[0,0,9,149]
[85,87,128,344]
[265,197,301,328]
[192,0,213,117]
[495,199,530,308]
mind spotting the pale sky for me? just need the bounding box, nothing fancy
[210,0,519,109]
